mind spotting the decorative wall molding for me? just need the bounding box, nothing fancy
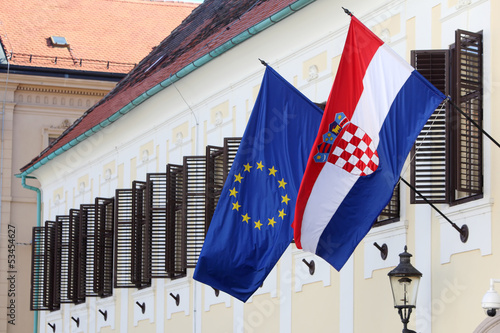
[440,198,493,264]
[132,286,155,326]
[17,84,107,96]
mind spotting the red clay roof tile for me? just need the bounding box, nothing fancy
[21,0,303,172]
[0,0,198,73]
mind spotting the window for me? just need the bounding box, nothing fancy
[374,184,400,226]
[166,163,186,278]
[411,29,483,205]
[145,172,169,279]
[114,182,151,289]
[183,156,207,269]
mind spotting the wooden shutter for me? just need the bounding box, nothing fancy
[30,221,61,311]
[131,181,150,287]
[68,209,85,304]
[78,204,98,298]
[166,164,186,278]
[115,183,150,289]
[184,156,207,268]
[410,49,450,203]
[224,137,241,179]
[451,30,483,201]
[114,188,136,288]
[205,145,224,232]
[94,198,114,297]
[56,215,73,303]
[145,173,169,278]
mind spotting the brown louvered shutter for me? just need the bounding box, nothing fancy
[94,198,114,297]
[78,204,98,298]
[115,183,150,289]
[68,209,85,304]
[45,221,62,310]
[410,49,450,203]
[166,164,186,278]
[56,215,72,303]
[131,181,150,287]
[451,30,483,202]
[224,137,241,179]
[114,188,136,288]
[31,226,47,310]
[184,156,207,268]
[145,173,169,278]
[30,221,61,311]
[205,145,224,232]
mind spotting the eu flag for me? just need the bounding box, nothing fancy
[193,66,323,302]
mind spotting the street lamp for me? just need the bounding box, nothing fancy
[388,246,422,333]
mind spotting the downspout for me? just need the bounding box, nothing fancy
[18,174,41,333]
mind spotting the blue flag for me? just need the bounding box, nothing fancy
[193,66,323,302]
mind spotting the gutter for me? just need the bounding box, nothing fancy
[19,0,316,178]
[0,64,127,82]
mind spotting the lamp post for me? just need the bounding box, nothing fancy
[388,246,422,333]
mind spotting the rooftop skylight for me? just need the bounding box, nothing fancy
[50,36,68,47]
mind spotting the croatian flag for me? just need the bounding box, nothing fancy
[292,16,445,270]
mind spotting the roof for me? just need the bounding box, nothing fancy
[0,0,198,73]
[21,0,315,173]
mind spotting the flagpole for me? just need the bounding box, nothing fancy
[399,177,469,243]
[446,96,500,149]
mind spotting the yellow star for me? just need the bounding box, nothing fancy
[234,173,243,183]
[254,220,263,230]
[243,163,253,172]
[281,194,290,205]
[242,213,251,223]
[268,166,277,176]
[278,178,287,189]
[229,187,238,197]
[232,201,241,211]
[256,161,264,170]
[278,208,286,219]
[268,217,277,227]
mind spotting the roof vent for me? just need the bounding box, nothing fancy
[50,36,69,47]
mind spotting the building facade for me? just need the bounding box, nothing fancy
[0,1,198,332]
[18,0,500,332]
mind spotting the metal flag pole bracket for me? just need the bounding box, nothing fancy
[47,323,56,333]
[170,293,180,306]
[136,301,146,314]
[302,258,316,275]
[71,317,80,327]
[447,96,500,149]
[400,177,469,243]
[98,309,108,321]
[373,242,388,260]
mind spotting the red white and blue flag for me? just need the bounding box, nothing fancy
[292,16,445,270]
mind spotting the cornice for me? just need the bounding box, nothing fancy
[16,85,107,96]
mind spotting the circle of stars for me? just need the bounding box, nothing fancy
[229,161,291,231]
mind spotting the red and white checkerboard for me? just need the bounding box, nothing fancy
[328,123,379,176]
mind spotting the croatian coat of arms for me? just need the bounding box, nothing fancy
[314,112,379,176]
